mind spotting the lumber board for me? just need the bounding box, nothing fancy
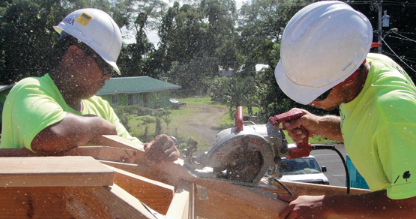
[65,185,156,219]
[194,178,288,218]
[0,186,74,219]
[0,148,38,157]
[195,184,282,219]
[88,135,145,151]
[166,180,193,219]
[105,165,174,215]
[268,180,371,196]
[99,160,182,186]
[67,146,145,164]
[0,156,114,187]
[0,146,145,164]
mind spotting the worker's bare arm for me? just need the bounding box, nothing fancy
[278,190,416,218]
[283,108,344,143]
[31,112,117,153]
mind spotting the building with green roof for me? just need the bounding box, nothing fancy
[96,76,181,109]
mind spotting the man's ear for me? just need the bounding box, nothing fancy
[63,45,83,65]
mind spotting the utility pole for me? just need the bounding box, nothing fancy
[377,1,383,53]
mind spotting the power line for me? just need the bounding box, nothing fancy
[382,38,416,74]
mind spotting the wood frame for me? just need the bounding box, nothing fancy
[0,135,370,218]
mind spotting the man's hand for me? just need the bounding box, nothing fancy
[143,134,179,164]
[282,108,344,143]
[278,195,333,219]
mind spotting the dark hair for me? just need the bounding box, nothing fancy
[50,33,80,68]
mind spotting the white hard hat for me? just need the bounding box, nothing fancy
[54,8,122,75]
[274,1,373,104]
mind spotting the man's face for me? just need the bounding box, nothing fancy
[308,86,347,111]
[68,45,112,99]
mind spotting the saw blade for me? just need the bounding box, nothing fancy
[213,136,263,183]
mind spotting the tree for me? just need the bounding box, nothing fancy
[200,0,241,71]
[403,171,411,182]
[0,0,131,84]
[237,0,315,119]
[116,0,167,78]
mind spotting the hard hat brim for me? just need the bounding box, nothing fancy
[275,60,337,105]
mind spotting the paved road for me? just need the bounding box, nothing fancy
[310,144,347,187]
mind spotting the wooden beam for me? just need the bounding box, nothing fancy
[88,135,145,151]
[195,184,283,219]
[0,148,38,157]
[0,187,74,219]
[166,180,193,219]
[105,165,174,215]
[65,185,157,219]
[0,146,145,164]
[195,179,287,218]
[269,180,371,196]
[99,160,179,186]
[0,156,114,187]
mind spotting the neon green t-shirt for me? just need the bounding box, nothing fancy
[0,74,142,150]
[340,53,416,200]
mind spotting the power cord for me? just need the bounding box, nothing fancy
[274,177,294,196]
[311,144,350,194]
[273,144,350,196]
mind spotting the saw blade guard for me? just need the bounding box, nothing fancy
[199,131,274,184]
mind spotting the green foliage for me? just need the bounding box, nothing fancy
[178,136,197,151]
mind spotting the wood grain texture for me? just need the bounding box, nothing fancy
[0,156,114,187]
[195,185,282,219]
[106,165,174,215]
[166,180,192,219]
[264,180,371,196]
[65,185,156,219]
[0,187,74,219]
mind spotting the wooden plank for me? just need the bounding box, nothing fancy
[194,179,288,218]
[67,146,145,164]
[166,180,192,219]
[105,165,174,215]
[195,185,282,219]
[101,160,289,216]
[99,160,180,186]
[88,135,145,151]
[266,180,371,196]
[0,146,145,164]
[0,156,114,187]
[0,148,38,157]
[0,187,74,219]
[65,185,156,219]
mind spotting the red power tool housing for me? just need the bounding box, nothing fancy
[268,109,312,159]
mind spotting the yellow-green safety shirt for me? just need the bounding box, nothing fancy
[0,74,141,150]
[340,53,416,199]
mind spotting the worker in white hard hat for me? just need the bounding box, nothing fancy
[0,8,179,163]
[275,1,416,218]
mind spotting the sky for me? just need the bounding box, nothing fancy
[123,0,249,45]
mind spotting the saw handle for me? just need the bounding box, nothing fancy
[234,106,244,132]
[268,109,312,159]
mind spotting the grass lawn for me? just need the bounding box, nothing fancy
[126,97,338,151]
[127,96,234,151]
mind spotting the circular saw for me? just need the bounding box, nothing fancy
[183,106,289,184]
